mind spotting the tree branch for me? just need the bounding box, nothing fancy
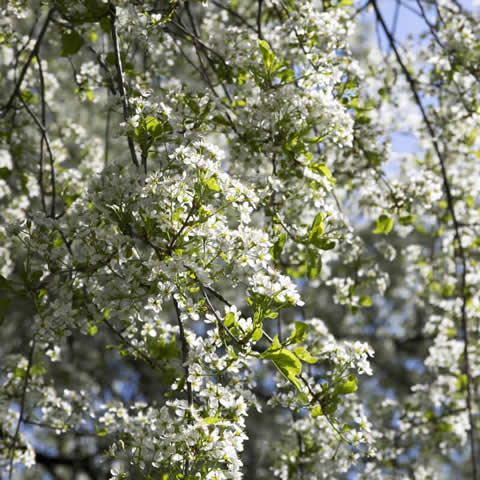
[18,93,56,218]
[8,340,35,480]
[172,295,193,407]
[108,1,141,171]
[1,9,55,117]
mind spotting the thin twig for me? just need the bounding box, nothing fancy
[36,54,47,215]
[387,0,400,56]
[168,201,197,253]
[210,0,257,32]
[8,340,36,480]
[104,106,112,170]
[108,1,140,170]
[257,0,264,39]
[1,9,54,117]
[87,45,117,95]
[172,295,193,407]
[200,284,242,345]
[18,95,56,218]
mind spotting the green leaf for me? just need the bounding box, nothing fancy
[269,334,282,351]
[149,337,178,362]
[293,346,317,364]
[252,327,263,342]
[31,270,43,285]
[323,398,340,415]
[307,249,322,280]
[224,312,235,327]
[271,233,287,261]
[456,373,468,392]
[99,16,111,33]
[373,214,394,234]
[465,129,478,147]
[287,321,309,344]
[0,167,11,180]
[336,374,358,395]
[399,214,416,226]
[95,426,108,436]
[308,212,325,246]
[88,324,98,336]
[257,39,275,71]
[298,393,309,403]
[0,275,11,290]
[52,234,63,249]
[206,177,221,192]
[359,295,373,307]
[203,416,223,424]
[0,296,10,317]
[311,162,335,183]
[31,363,46,376]
[311,405,323,417]
[145,115,159,133]
[262,346,302,390]
[60,31,85,57]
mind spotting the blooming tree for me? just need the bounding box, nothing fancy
[0,0,479,478]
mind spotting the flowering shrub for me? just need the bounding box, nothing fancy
[0,0,479,478]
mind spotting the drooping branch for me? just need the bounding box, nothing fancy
[18,94,56,218]
[256,0,264,39]
[108,1,141,171]
[8,340,35,480]
[172,295,193,407]
[1,9,55,117]
[36,54,48,215]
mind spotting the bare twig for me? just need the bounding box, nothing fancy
[257,0,264,39]
[1,9,55,117]
[18,94,56,218]
[36,54,47,215]
[108,1,140,171]
[8,340,36,480]
[87,45,118,96]
[199,284,242,345]
[210,0,257,32]
[172,295,193,407]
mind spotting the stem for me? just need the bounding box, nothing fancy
[36,54,47,215]
[172,295,193,407]
[18,95,56,218]
[109,1,140,170]
[8,341,36,480]
[1,9,54,117]
[257,0,264,39]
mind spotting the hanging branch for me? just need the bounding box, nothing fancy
[172,295,193,407]
[199,284,242,345]
[257,0,264,39]
[210,0,257,32]
[108,1,141,171]
[8,340,36,480]
[36,54,48,215]
[18,94,56,218]
[370,2,478,479]
[1,9,55,117]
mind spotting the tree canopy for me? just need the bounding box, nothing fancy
[1,0,480,479]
